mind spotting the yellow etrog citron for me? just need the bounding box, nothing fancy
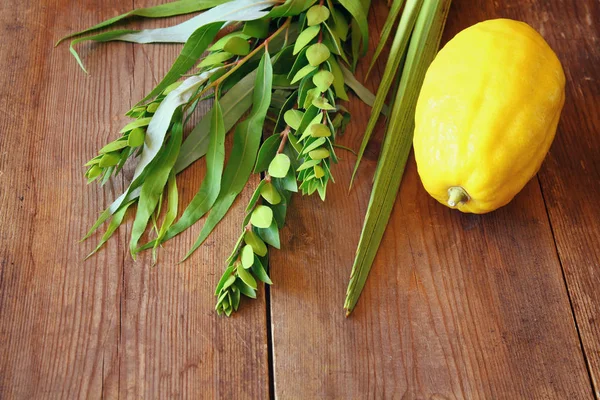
[413,19,565,213]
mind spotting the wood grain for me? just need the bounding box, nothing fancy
[0,0,268,398]
[268,1,595,398]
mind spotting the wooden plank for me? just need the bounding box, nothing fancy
[268,1,594,398]
[0,0,268,398]
[517,0,600,395]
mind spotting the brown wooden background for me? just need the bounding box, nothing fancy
[1,0,599,398]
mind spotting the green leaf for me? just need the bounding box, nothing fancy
[198,51,234,68]
[326,58,349,101]
[252,257,273,284]
[129,110,183,256]
[314,164,325,179]
[268,154,291,178]
[251,205,274,229]
[99,139,128,154]
[331,7,349,41]
[338,0,369,56]
[297,159,320,171]
[284,110,304,130]
[306,5,330,26]
[268,0,315,18]
[241,245,255,268]
[256,221,280,249]
[367,0,406,77]
[255,135,281,173]
[209,31,251,51]
[345,0,451,314]
[183,51,273,259]
[99,152,121,168]
[308,148,330,160]
[350,0,422,186]
[306,43,331,66]
[243,18,270,38]
[157,99,226,245]
[303,88,321,109]
[310,123,331,138]
[302,137,326,154]
[291,64,317,84]
[296,105,320,139]
[340,63,387,115]
[127,128,146,147]
[260,182,282,205]
[246,180,267,212]
[235,279,257,298]
[237,263,258,290]
[223,36,250,55]
[245,230,268,257]
[312,96,335,110]
[120,117,152,133]
[85,200,134,259]
[293,25,320,55]
[215,265,235,295]
[56,0,228,45]
[322,23,349,64]
[282,166,299,192]
[153,171,178,259]
[312,70,334,92]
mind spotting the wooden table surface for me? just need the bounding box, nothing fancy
[1,0,599,398]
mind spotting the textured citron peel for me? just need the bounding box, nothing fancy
[414,19,566,213]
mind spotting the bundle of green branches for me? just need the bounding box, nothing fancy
[60,0,373,316]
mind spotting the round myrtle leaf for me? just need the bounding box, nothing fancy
[241,245,254,269]
[291,64,316,84]
[309,148,330,160]
[250,205,273,229]
[293,25,320,55]
[306,43,331,66]
[99,152,120,168]
[312,70,334,92]
[127,127,145,147]
[268,153,291,178]
[310,123,331,138]
[260,182,282,205]
[307,5,330,26]
[312,96,336,110]
[146,102,160,113]
[198,52,233,68]
[237,263,257,290]
[284,110,304,130]
[87,165,102,180]
[223,36,250,56]
[314,164,325,179]
[99,139,128,154]
[244,230,267,257]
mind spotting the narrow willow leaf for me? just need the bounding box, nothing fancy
[153,171,178,258]
[175,70,256,173]
[340,63,388,116]
[251,205,274,229]
[345,0,451,315]
[156,99,226,245]
[183,51,273,260]
[331,8,349,40]
[255,135,281,173]
[241,245,255,268]
[312,70,334,92]
[322,23,349,64]
[326,58,349,101]
[367,0,406,77]
[268,154,291,178]
[252,257,273,284]
[284,110,304,130]
[306,43,331,66]
[56,0,227,45]
[245,230,268,257]
[85,200,134,259]
[306,5,330,26]
[260,182,282,205]
[256,221,280,249]
[130,111,183,256]
[223,36,250,55]
[338,0,369,56]
[293,25,320,55]
[350,0,423,186]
